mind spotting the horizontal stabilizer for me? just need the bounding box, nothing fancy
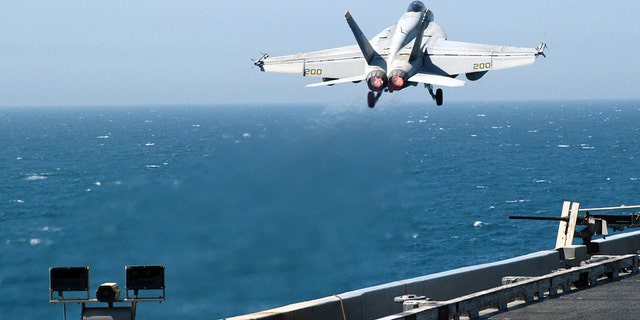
[306,75,366,88]
[408,73,466,87]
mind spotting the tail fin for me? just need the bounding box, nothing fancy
[344,11,380,65]
[409,9,431,62]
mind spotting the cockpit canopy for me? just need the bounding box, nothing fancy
[407,1,426,13]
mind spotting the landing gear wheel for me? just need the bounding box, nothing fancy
[435,89,443,106]
[367,91,376,108]
[426,85,444,107]
[367,91,383,108]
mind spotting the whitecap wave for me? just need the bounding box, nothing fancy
[6,238,51,246]
[25,175,47,181]
[505,199,530,203]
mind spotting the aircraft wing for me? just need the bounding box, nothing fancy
[256,45,367,80]
[425,38,542,76]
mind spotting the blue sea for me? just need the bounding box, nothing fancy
[2,100,640,319]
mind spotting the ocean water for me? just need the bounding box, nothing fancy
[1,100,640,319]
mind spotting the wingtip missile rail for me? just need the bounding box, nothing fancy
[251,53,269,72]
[535,42,547,57]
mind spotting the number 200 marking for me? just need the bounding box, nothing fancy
[473,63,491,70]
[305,69,323,76]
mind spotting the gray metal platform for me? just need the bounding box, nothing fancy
[487,273,640,319]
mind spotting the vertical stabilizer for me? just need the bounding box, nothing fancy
[409,9,431,62]
[345,11,380,65]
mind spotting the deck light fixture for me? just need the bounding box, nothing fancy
[49,266,90,301]
[49,265,165,320]
[125,265,165,299]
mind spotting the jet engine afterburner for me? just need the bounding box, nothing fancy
[387,69,408,91]
[366,70,387,91]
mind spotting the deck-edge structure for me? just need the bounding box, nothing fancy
[226,202,640,320]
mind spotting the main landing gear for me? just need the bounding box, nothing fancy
[427,85,443,106]
[367,90,383,108]
[366,86,443,108]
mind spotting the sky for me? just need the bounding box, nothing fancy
[1,1,639,107]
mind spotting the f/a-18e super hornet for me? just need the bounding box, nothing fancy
[253,1,546,108]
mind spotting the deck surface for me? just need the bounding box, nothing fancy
[486,273,640,319]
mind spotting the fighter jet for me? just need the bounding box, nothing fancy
[253,1,546,108]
